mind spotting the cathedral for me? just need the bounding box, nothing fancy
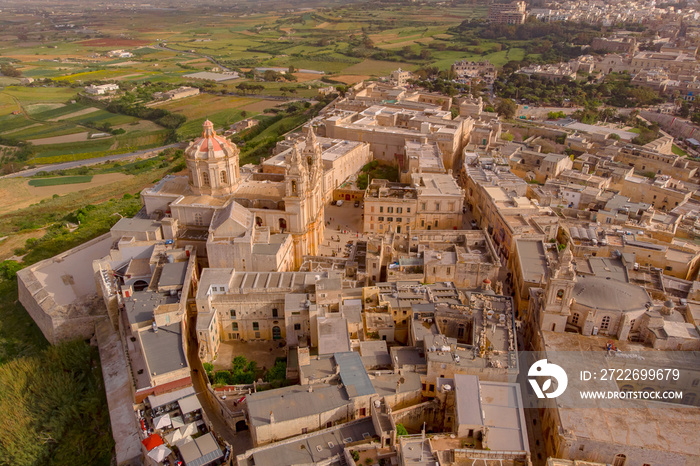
[141,120,325,271]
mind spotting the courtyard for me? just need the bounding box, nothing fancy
[212,340,286,373]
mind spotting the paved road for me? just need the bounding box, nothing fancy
[185,312,239,448]
[2,143,182,178]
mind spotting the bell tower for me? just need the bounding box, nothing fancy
[285,146,308,198]
[541,244,576,332]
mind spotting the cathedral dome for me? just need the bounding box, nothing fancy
[187,120,238,160]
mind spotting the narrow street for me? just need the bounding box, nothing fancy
[185,312,246,452]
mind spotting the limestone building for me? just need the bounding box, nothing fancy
[363,173,465,234]
[320,105,471,170]
[141,121,325,269]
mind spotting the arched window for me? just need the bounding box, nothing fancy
[202,172,210,186]
[255,217,263,227]
[279,218,287,231]
[194,213,203,226]
[272,326,281,340]
[291,180,297,194]
[571,313,580,326]
[612,454,626,466]
[220,171,227,184]
[556,289,564,302]
[600,315,611,331]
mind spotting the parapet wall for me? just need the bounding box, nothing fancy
[17,233,112,345]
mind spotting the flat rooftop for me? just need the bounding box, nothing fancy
[240,418,376,466]
[318,318,351,355]
[246,384,350,427]
[139,323,188,377]
[334,351,376,398]
[515,239,549,284]
[27,234,113,306]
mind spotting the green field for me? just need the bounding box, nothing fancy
[28,176,94,187]
[672,144,688,157]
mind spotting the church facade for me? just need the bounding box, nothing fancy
[141,120,325,271]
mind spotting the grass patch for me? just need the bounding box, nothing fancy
[672,144,688,157]
[28,175,93,187]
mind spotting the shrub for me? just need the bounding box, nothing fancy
[396,423,408,436]
[0,260,22,280]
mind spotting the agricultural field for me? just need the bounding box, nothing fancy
[28,175,93,187]
[153,93,283,139]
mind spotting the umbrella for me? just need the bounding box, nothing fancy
[164,429,183,445]
[180,422,198,438]
[153,413,172,430]
[171,415,185,429]
[142,433,164,451]
[147,444,172,463]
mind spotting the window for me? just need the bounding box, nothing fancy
[601,316,611,331]
[397,207,403,213]
[380,206,384,213]
[194,213,203,226]
[255,332,260,339]
[220,171,227,184]
[421,220,425,227]
[421,203,426,210]
[397,217,402,223]
[434,220,438,227]
[202,172,210,186]
[446,267,451,274]
[272,308,278,318]
[294,323,301,331]
[556,289,564,302]
[230,310,236,318]
[232,322,238,330]
[435,202,440,211]
[378,216,384,221]
[387,217,393,222]
[388,206,393,213]
[571,313,579,325]
[612,454,626,466]
[407,208,411,213]
[253,322,259,331]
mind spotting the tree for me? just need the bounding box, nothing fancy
[396,423,408,436]
[288,65,296,74]
[496,98,517,119]
[0,63,21,77]
[0,260,22,279]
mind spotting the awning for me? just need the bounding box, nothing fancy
[147,444,172,463]
[177,394,202,415]
[153,413,172,430]
[142,433,164,451]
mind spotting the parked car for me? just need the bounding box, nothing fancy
[336,200,344,206]
[354,200,360,207]
[470,220,478,229]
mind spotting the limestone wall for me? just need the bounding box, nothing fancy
[17,233,112,344]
